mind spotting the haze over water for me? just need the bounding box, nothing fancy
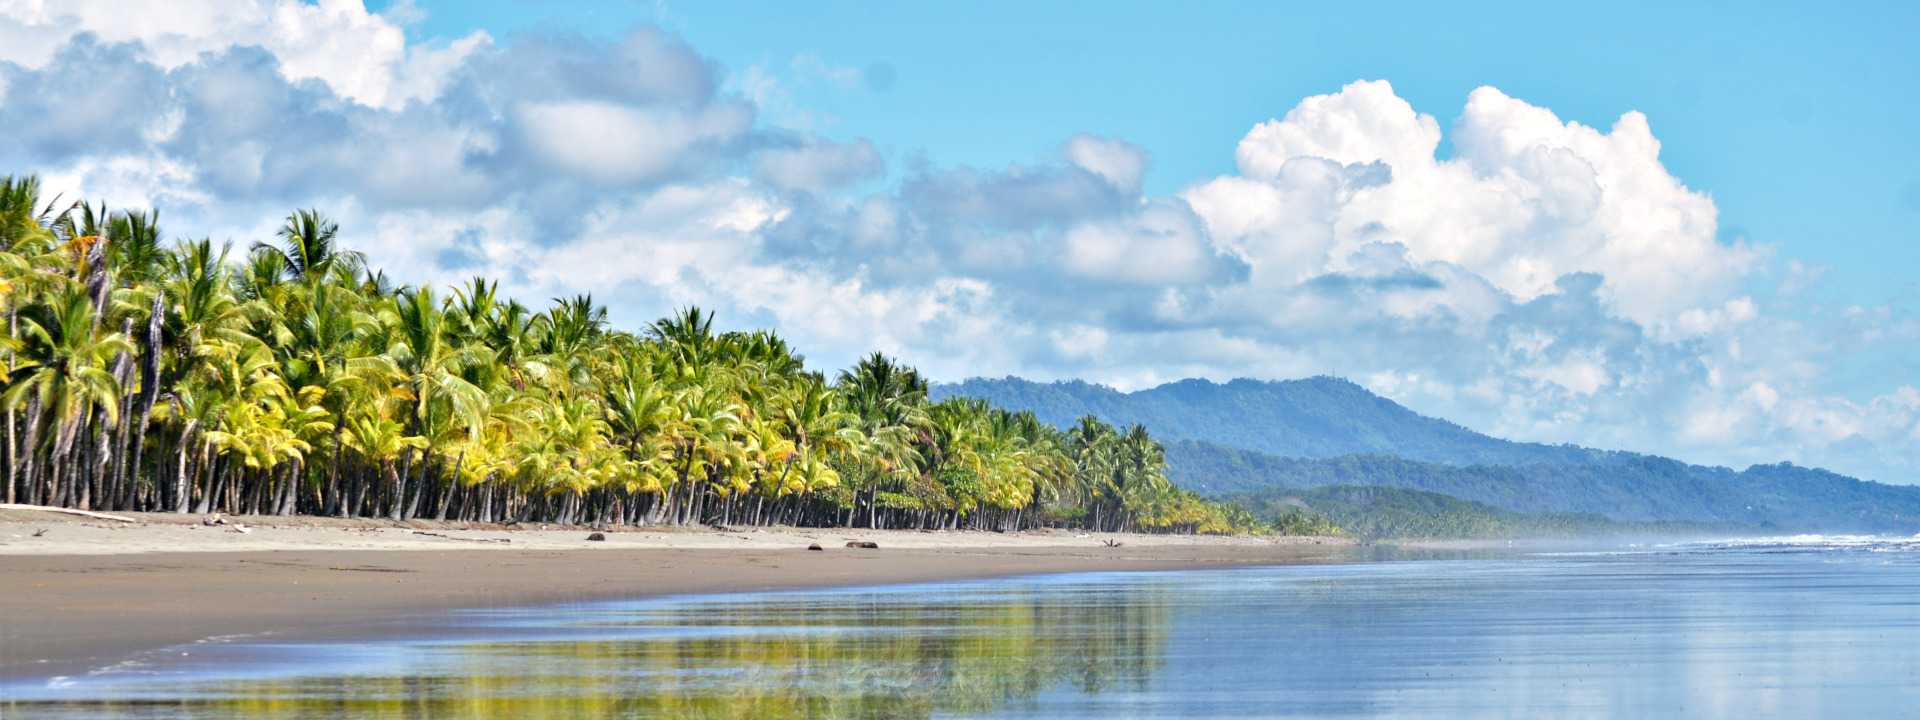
[10,537,1920,718]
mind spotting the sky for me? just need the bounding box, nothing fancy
[1,0,1916,482]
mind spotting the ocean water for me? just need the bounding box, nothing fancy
[6,536,1920,718]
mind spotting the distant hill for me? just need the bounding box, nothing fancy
[934,376,1598,466]
[938,376,1920,532]
[1169,442,1920,532]
[1234,484,1728,540]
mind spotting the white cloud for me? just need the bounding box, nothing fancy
[2,4,1917,483]
[1064,134,1147,193]
[0,0,488,109]
[1198,79,1758,329]
[751,138,883,194]
[513,99,752,184]
[1236,79,1441,178]
[1062,200,1220,285]
[1050,324,1111,359]
[36,154,211,211]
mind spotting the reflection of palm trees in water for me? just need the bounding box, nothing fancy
[22,586,1173,719]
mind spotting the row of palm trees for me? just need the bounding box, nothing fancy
[0,175,1261,534]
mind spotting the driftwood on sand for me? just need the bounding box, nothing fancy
[411,530,511,544]
[0,504,139,523]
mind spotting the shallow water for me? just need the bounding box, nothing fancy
[7,537,1920,718]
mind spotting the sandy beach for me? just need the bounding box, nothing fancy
[0,507,1355,682]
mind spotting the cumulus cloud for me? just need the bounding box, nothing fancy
[751,137,884,194]
[513,99,753,184]
[1064,134,1147,193]
[1062,200,1231,285]
[0,0,486,109]
[1196,80,1757,328]
[1,5,1914,483]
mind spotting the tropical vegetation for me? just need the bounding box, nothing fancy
[944,377,1920,533]
[0,175,1261,534]
[1232,484,1733,540]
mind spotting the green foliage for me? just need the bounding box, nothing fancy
[935,376,1597,466]
[1180,445,1920,532]
[1235,485,1742,540]
[0,176,1269,535]
[944,377,1920,533]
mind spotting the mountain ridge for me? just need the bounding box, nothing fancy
[937,375,1611,467]
[935,375,1920,531]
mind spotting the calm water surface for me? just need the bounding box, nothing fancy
[7,536,1920,718]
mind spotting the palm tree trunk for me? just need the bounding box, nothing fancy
[348,461,369,518]
[403,449,428,520]
[4,408,15,505]
[383,459,402,520]
[274,460,298,515]
[173,421,197,513]
[89,419,113,511]
[326,423,345,516]
[390,450,411,521]
[126,292,165,512]
[105,317,136,511]
[50,410,83,508]
[202,455,225,514]
[21,398,47,505]
[435,451,464,521]
[479,478,494,523]
[193,441,215,514]
[3,308,15,505]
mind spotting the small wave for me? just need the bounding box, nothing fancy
[1528,549,1659,558]
[1662,534,1920,554]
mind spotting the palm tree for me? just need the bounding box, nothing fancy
[0,175,70,251]
[771,375,859,506]
[667,383,747,525]
[3,288,133,508]
[341,411,425,519]
[0,178,1259,533]
[256,209,364,282]
[836,352,931,527]
[603,355,680,518]
[364,287,487,519]
[1067,416,1121,531]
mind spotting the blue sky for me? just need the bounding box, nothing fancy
[389,0,1920,305]
[2,0,1917,483]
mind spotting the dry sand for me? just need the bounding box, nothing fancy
[0,507,1356,682]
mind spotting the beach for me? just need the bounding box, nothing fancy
[0,507,1354,682]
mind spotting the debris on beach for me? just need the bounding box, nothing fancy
[0,504,138,523]
[845,541,879,549]
[411,530,510,544]
[807,543,824,551]
[586,532,607,541]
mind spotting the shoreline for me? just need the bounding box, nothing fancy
[0,509,1357,684]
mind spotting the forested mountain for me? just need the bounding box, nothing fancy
[1168,442,1920,531]
[1234,485,1724,540]
[935,376,1597,465]
[941,377,1920,532]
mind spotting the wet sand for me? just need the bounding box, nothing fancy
[0,508,1355,682]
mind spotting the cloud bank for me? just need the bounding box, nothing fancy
[1,1,1914,482]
